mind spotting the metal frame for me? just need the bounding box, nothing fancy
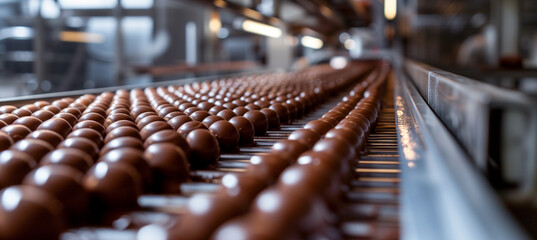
[405,59,537,204]
[395,69,528,240]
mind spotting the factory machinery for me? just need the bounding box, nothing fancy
[0,58,535,240]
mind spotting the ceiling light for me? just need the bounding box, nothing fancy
[301,36,323,49]
[241,20,282,38]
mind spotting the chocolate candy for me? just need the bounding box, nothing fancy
[67,128,104,147]
[216,109,237,121]
[41,148,94,173]
[79,113,105,124]
[53,112,78,128]
[0,105,16,114]
[140,121,173,140]
[0,150,37,189]
[104,126,141,144]
[143,129,190,156]
[186,129,220,169]
[201,115,224,128]
[313,138,356,166]
[73,120,106,136]
[34,101,50,108]
[12,116,42,131]
[143,143,190,193]
[60,107,82,118]
[99,148,152,189]
[37,118,72,138]
[269,103,289,123]
[0,120,6,129]
[209,120,240,153]
[243,110,268,136]
[21,104,39,113]
[104,113,133,128]
[325,128,364,151]
[164,111,184,121]
[190,110,211,122]
[26,130,64,147]
[12,108,32,117]
[100,137,144,156]
[271,139,309,159]
[0,132,13,151]
[288,129,321,148]
[247,154,292,184]
[167,115,193,131]
[304,119,333,135]
[23,165,89,222]
[229,116,255,145]
[0,113,19,124]
[1,125,32,142]
[0,185,65,240]
[83,162,142,211]
[260,108,280,129]
[137,115,165,130]
[178,121,208,138]
[10,139,54,162]
[106,120,138,133]
[57,137,99,159]
[233,107,249,116]
[32,110,55,121]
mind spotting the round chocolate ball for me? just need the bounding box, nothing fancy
[12,108,32,117]
[99,148,151,189]
[21,105,40,113]
[0,113,19,124]
[190,110,211,122]
[73,120,106,136]
[246,154,291,184]
[178,121,207,138]
[229,116,255,146]
[53,113,78,128]
[137,115,165,130]
[164,111,184,121]
[209,120,240,153]
[37,118,72,138]
[0,132,13,151]
[26,130,64,147]
[60,107,82,118]
[23,165,89,222]
[52,99,69,109]
[269,103,289,123]
[243,110,268,136]
[0,120,6,129]
[106,120,138,133]
[79,113,105,124]
[67,128,104,147]
[216,109,237,121]
[184,107,201,116]
[41,148,94,173]
[10,139,54,162]
[167,115,193,131]
[158,106,178,118]
[1,125,32,142]
[140,121,173,140]
[100,137,144,156]
[104,126,141,144]
[143,143,190,193]
[104,113,133,129]
[32,110,55,122]
[271,139,309,159]
[209,106,226,115]
[186,129,220,169]
[57,137,99,159]
[83,162,142,211]
[201,115,224,128]
[304,119,333,136]
[0,105,16,114]
[260,108,280,129]
[325,128,364,151]
[143,130,190,157]
[0,150,37,189]
[0,185,65,240]
[312,138,356,166]
[42,105,61,114]
[288,129,321,149]
[34,101,50,108]
[233,107,249,116]
[130,106,154,120]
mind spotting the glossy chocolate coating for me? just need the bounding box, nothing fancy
[209,106,226,115]
[269,103,289,123]
[288,129,321,148]
[12,108,32,117]
[216,109,237,121]
[79,113,105,124]
[167,115,193,131]
[313,138,356,166]
[106,120,138,133]
[246,154,291,184]
[83,162,142,211]
[143,129,191,157]
[0,185,65,240]
[209,120,240,153]
[140,121,173,140]
[32,110,55,121]
[37,118,72,138]
[23,165,89,221]
[130,106,154,120]
[100,137,144,156]
[84,106,106,117]
[143,143,190,193]
[201,115,224,127]
[0,105,16,114]
[304,119,333,135]
[0,113,19,124]
[184,107,201,116]
[67,128,104,147]
[229,116,255,145]
[1,124,32,142]
[73,120,106,136]
[98,148,151,189]
[0,150,37,189]
[58,137,100,159]
[0,132,13,151]
[52,99,70,109]
[190,110,211,122]
[178,121,208,138]
[104,113,133,128]
[0,120,6,129]
[10,139,54,162]
[197,101,215,111]
[104,126,141,144]
[41,148,94,173]
[164,111,184,121]
[271,139,309,159]
[137,115,165,130]
[186,129,220,169]
[60,107,82,118]
[243,110,268,136]
[53,112,77,128]
[158,106,178,118]
[260,108,280,129]
[34,101,50,108]
[325,128,364,151]
[233,107,249,116]
[42,105,61,114]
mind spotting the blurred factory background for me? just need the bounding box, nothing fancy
[1,0,535,98]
